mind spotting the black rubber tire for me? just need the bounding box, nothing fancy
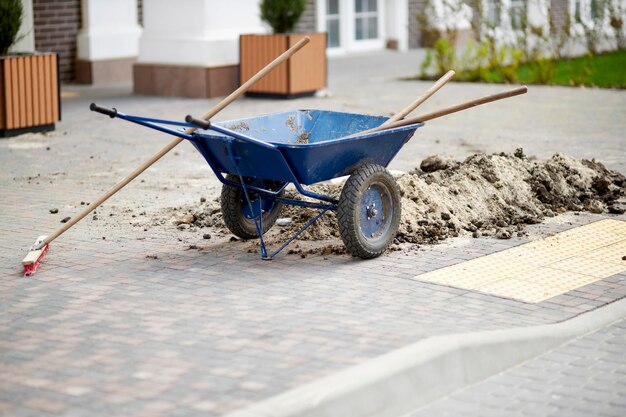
[220,174,283,240]
[337,164,401,259]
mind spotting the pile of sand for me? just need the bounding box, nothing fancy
[159,150,625,253]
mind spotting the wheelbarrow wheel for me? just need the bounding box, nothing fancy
[338,164,401,259]
[221,174,284,240]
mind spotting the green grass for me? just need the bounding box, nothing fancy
[475,50,626,88]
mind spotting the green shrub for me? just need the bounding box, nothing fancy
[0,0,23,54]
[260,0,307,34]
[528,56,555,84]
[433,37,456,75]
[496,46,523,83]
[419,48,435,78]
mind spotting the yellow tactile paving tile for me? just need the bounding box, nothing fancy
[550,256,626,278]
[515,267,600,289]
[477,276,568,304]
[582,241,626,266]
[523,231,623,255]
[415,219,626,303]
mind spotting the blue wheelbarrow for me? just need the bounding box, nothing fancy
[89,105,420,259]
[89,86,526,259]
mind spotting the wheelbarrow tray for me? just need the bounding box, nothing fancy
[189,110,423,185]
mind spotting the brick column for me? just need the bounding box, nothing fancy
[33,0,81,83]
[76,0,142,84]
[134,0,266,98]
[294,0,317,34]
[550,0,570,32]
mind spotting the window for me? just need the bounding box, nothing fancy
[326,0,340,47]
[485,0,501,27]
[590,0,604,22]
[574,0,583,23]
[355,0,378,40]
[509,0,526,30]
[571,0,607,26]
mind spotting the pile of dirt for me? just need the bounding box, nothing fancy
[156,150,625,253]
[394,150,624,243]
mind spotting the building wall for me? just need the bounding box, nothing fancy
[294,0,317,33]
[408,0,428,48]
[33,0,81,82]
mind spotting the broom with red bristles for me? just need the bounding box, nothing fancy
[21,37,312,276]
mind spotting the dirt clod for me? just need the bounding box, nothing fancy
[49,208,58,214]
[174,213,195,225]
[420,155,448,173]
[608,204,625,215]
[60,216,71,223]
[496,229,512,239]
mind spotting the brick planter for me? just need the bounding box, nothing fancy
[240,33,327,98]
[0,53,60,137]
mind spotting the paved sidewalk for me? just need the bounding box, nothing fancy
[1,50,625,416]
[408,317,626,417]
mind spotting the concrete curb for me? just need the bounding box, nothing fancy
[226,298,626,417]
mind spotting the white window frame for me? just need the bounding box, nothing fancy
[317,0,385,55]
[354,0,379,41]
[509,0,526,31]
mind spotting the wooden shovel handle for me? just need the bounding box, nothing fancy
[381,70,455,127]
[341,71,456,139]
[383,86,528,130]
[40,37,311,248]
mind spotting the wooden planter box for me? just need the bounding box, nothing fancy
[0,53,60,137]
[240,33,327,97]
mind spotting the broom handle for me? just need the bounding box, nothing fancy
[39,37,311,248]
[380,86,528,130]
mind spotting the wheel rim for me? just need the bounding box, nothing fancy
[239,178,283,222]
[358,181,394,242]
[241,194,275,220]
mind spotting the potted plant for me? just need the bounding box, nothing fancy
[1,0,60,137]
[240,0,327,97]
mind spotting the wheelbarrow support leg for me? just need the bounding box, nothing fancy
[235,172,269,260]
[268,208,330,259]
[225,141,270,259]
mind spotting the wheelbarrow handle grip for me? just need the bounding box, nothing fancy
[185,115,211,130]
[90,103,117,118]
